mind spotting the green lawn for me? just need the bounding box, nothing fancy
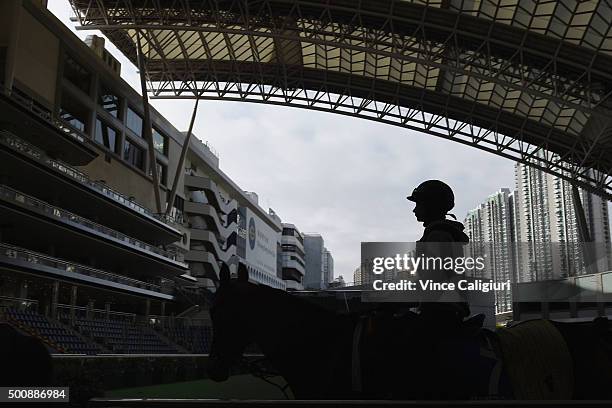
[105,374,294,400]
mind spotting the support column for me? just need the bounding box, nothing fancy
[165,97,200,215]
[572,184,595,275]
[144,299,151,320]
[86,299,94,319]
[597,273,605,317]
[69,285,77,324]
[105,302,111,320]
[569,301,578,318]
[135,31,162,213]
[541,301,550,319]
[160,301,167,328]
[512,302,520,322]
[18,279,28,299]
[50,281,59,319]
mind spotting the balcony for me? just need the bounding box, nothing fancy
[185,201,236,238]
[189,228,237,264]
[282,258,306,276]
[184,249,221,280]
[0,243,173,301]
[184,174,237,215]
[281,235,305,251]
[0,185,189,278]
[0,85,97,165]
[282,267,304,283]
[0,130,182,245]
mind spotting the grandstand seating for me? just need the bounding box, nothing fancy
[5,308,100,355]
[70,317,182,354]
[162,325,212,354]
[4,308,229,355]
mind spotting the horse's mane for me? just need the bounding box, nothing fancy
[262,284,366,320]
[254,283,333,318]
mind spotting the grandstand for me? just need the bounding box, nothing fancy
[1,301,214,355]
[0,0,226,362]
[0,0,291,368]
[161,325,213,355]
[5,307,101,355]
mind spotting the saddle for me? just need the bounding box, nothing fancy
[354,310,512,399]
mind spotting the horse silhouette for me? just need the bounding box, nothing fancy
[207,268,612,399]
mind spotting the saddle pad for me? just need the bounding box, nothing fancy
[496,319,573,399]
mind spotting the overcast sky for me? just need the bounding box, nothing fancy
[50,2,517,281]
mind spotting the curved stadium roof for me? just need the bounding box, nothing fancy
[68,0,612,198]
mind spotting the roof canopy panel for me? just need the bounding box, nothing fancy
[68,0,612,198]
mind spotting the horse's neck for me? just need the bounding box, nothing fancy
[247,288,353,396]
[248,288,342,358]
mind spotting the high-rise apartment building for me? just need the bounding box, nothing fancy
[464,189,516,313]
[514,159,611,281]
[353,266,362,286]
[466,162,612,313]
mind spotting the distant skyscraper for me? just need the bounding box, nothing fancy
[303,234,334,289]
[353,266,362,286]
[514,158,612,281]
[323,248,334,286]
[466,162,612,313]
[464,188,516,313]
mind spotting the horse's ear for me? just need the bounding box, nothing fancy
[219,264,230,283]
[237,263,249,282]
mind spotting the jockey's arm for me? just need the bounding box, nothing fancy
[417,230,455,282]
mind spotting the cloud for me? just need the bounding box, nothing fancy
[151,100,516,278]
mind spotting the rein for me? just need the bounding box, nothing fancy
[240,355,291,399]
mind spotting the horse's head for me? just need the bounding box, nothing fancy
[207,264,256,382]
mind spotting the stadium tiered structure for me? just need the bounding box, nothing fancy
[69,0,612,199]
[6,307,214,355]
[1,0,291,364]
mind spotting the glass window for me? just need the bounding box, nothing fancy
[152,128,167,155]
[148,160,167,185]
[170,196,185,223]
[59,108,86,132]
[126,107,143,137]
[60,92,89,133]
[94,118,118,152]
[98,83,121,118]
[123,139,145,170]
[63,55,91,94]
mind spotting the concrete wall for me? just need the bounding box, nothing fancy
[13,7,59,108]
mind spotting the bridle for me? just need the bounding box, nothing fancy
[240,355,291,399]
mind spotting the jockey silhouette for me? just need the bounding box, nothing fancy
[407,180,470,328]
